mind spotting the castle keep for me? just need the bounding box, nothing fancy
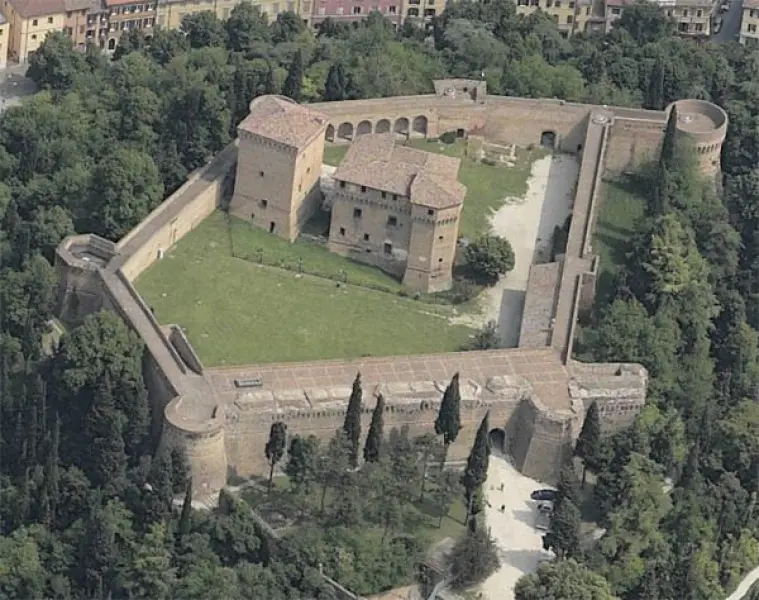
[54,80,727,500]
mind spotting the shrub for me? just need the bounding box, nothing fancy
[440,131,457,144]
[463,235,516,286]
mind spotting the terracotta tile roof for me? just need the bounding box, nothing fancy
[9,0,66,17]
[745,0,759,10]
[238,95,328,149]
[333,134,466,209]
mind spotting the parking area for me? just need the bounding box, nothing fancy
[480,454,555,599]
[0,65,37,111]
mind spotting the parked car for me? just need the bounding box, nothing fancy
[535,502,553,530]
[720,2,730,12]
[530,489,557,502]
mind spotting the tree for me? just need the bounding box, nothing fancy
[461,412,491,521]
[363,393,385,463]
[515,560,618,600]
[26,32,85,92]
[652,104,678,213]
[543,499,581,559]
[556,460,581,508]
[180,11,227,48]
[448,524,500,589]
[343,372,362,467]
[87,148,163,240]
[414,432,441,501]
[282,49,304,102]
[285,435,319,494]
[575,401,601,487]
[323,62,348,101]
[464,235,516,285]
[435,373,462,466]
[265,421,287,493]
[225,3,270,53]
[178,478,193,541]
[315,431,352,513]
[431,470,460,528]
[86,382,127,492]
[0,528,47,599]
[120,522,176,599]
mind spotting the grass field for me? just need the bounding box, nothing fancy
[323,140,544,239]
[593,178,647,301]
[135,214,474,366]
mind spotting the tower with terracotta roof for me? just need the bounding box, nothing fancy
[230,95,328,242]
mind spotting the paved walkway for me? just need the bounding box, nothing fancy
[479,454,554,600]
[726,565,759,600]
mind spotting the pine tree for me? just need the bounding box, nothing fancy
[542,498,581,559]
[282,49,303,102]
[265,421,287,492]
[285,435,319,493]
[363,393,385,463]
[461,412,491,521]
[343,372,362,467]
[435,373,462,466]
[449,524,500,589]
[574,401,601,488]
[323,62,347,101]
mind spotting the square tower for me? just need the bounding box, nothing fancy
[230,96,327,242]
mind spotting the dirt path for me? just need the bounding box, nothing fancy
[451,155,578,346]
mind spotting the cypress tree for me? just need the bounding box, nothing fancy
[45,413,61,526]
[574,401,601,488]
[461,412,491,521]
[178,478,193,541]
[556,459,581,507]
[265,421,287,492]
[87,385,127,490]
[653,105,678,215]
[542,498,581,559]
[646,57,665,111]
[363,393,385,463]
[323,62,347,101]
[282,49,303,102]
[435,372,462,466]
[343,372,362,467]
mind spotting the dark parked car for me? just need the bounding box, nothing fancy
[531,489,557,502]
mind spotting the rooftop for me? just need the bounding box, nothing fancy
[238,95,327,149]
[7,0,65,17]
[332,134,466,209]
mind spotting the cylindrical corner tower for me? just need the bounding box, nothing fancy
[162,397,227,500]
[668,99,728,177]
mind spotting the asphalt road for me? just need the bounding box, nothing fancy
[714,0,744,42]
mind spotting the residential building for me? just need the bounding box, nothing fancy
[326,134,465,293]
[0,15,9,67]
[156,0,303,31]
[63,0,89,50]
[514,0,604,35]
[2,0,66,62]
[740,0,759,44]
[605,0,715,36]
[312,0,401,27]
[102,0,155,51]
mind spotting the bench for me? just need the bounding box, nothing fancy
[234,377,264,389]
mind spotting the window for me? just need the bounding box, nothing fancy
[407,7,418,15]
[48,16,53,22]
[424,8,435,15]
[611,7,620,14]
[339,227,346,236]
[427,209,434,216]
[383,243,392,255]
[682,9,688,16]
[438,258,443,263]
[340,181,346,188]
[388,4,396,12]
[568,0,573,6]
[259,170,264,177]
[438,235,444,240]
[360,185,366,192]
[387,216,398,227]
[696,9,702,16]
[31,34,37,39]
[381,191,387,199]
[260,199,268,208]
[392,194,397,200]
[66,10,72,17]
[363,233,370,241]
[566,15,572,22]
[678,21,688,31]
[666,8,672,15]
[353,208,362,219]
[695,22,703,31]
[352,5,361,13]
[750,23,758,32]
[32,18,38,25]
[553,0,560,6]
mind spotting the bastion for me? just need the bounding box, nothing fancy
[54,81,725,499]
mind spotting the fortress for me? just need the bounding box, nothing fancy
[53,80,727,499]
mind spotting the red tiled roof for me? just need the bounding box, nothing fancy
[8,0,65,18]
[238,95,328,149]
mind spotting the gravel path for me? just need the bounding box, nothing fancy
[452,155,578,345]
[479,454,555,599]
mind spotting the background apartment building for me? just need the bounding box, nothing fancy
[2,0,66,62]
[605,0,715,35]
[740,0,759,43]
[515,0,604,35]
[311,0,402,27]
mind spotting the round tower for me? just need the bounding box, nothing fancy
[668,99,727,177]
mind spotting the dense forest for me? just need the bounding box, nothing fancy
[2,1,759,597]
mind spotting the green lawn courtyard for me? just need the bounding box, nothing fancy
[323,139,546,239]
[135,212,474,366]
[592,178,647,301]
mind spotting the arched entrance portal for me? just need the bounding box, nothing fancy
[325,124,335,142]
[412,115,428,136]
[375,119,391,134]
[393,117,409,136]
[337,122,354,141]
[540,131,557,149]
[489,429,506,454]
[356,120,372,137]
